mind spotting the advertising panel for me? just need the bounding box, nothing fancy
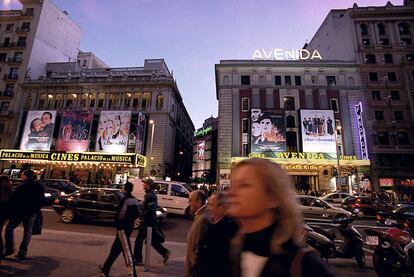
[251,109,286,153]
[197,141,205,162]
[19,110,56,151]
[95,111,131,153]
[300,110,337,154]
[135,111,146,155]
[56,111,93,152]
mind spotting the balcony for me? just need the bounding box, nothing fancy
[15,41,26,48]
[0,42,26,49]
[0,91,14,97]
[15,27,30,34]
[7,57,22,65]
[3,74,18,81]
[21,11,34,18]
[0,110,12,116]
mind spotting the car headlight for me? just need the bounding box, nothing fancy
[156,211,162,216]
[162,207,167,212]
[60,191,66,196]
[44,192,52,198]
[353,208,360,214]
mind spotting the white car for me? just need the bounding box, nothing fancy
[320,192,351,206]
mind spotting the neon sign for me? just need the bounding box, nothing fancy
[194,126,213,138]
[355,102,369,159]
[252,49,323,61]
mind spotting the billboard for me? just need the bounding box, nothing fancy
[197,141,205,162]
[20,110,56,151]
[56,111,93,152]
[95,111,131,153]
[135,111,146,155]
[251,109,286,153]
[300,110,337,154]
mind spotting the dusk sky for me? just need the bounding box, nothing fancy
[1,0,404,128]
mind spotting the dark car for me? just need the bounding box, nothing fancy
[53,188,167,228]
[38,179,80,205]
[376,204,414,229]
[341,196,394,216]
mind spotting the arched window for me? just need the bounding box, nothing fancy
[378,23,386,35]
[156,94,164,110]
[286,115,295,128]
[360,24,368,36]
[398,23,410,35]
[223,75,230,85]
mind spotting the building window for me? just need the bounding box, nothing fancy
[335,120,341,135]
[21,22,30,31]
[5,24,13,32]
[327,76,336,86]
[275,75,281,85]
[17,37,26,47]
[397,132,409,145]
[378,23,386,35]
[375,111,384,120]
[286,131,297,152]
[398,22,410,35]
[406,54,414,61]
[360,24,368,35]
[369,72,379,81]
[330,98,339,112]
[401,38,412,46]
[384,54,393,63]
[223,75,230,85]
[25,8,34,16]
[3,37,10,46]
[141,97,148,108]
[294,76,301,86]
[387,72,397,82]
[156,94,164,110]
[241,97,249,112]
[391,91,400,101]
[394,111,404,121]
[5,84,14,96]
[13,52,23,62]
[242,118,249,133]
[241,75,250,85]
[380,38,389,46]
[0,120,4,133]
[284,76,291,86]
[362,38,370,46]
[9,68,18,78]
[242,143,249,157]
[283,96,295,110]
[0,102,10,111]
[0,53,6,62]
[372,91,381,100]
[365,54,376,64]
[378,132,389,145]
[286,115,295,128]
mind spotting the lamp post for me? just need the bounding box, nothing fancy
[335,125,342,191]
[149,120,155,160]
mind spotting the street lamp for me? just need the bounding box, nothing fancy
[149,120,155,160]
[335,125,342,191]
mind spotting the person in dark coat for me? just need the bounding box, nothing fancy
[99,182,141,277]
[198,192,238,277]
[0,175,12,264]
[4,170,44,260]
[133,179,170,266]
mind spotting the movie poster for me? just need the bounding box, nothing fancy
[56,111,93,152]
[95,111,131,153]
[300,110,337,154]
[251,109,286,153]
[20,110,57,151]
[135,111,146,155]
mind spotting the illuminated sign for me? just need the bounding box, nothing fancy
[355,102,369,159]
[252,49,322,61]
[197,141,206,162]
[249,152,357,160]
[194,126,213,138]
[0,150,146,167]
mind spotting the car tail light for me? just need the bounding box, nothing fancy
[54,199,60,204]
[376,214,382,221]
[403,222,410,229]
[351,204,356,209]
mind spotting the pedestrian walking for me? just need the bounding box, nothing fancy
[228,158,334,277]
[185,190,211,277]
[4,170,44,260]
[198,191,238,277]
[133,179,170,266]
[0,175,13,264]
[99,182,141,277]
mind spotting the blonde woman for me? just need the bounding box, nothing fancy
[228,158,334,277]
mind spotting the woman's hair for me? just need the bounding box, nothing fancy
[30,118,41,131]
[0,175,12,202]
[232,158,303,253]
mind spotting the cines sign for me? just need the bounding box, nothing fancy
[0,150,146,167]
[249,152,357,160]
[355,102,369,160]
[252,48,322,61]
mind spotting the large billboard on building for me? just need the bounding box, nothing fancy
[300,109,337,154]
[56,111,93,152]
[20,110,57,151]
[197,141,206,162]
[135,111,146,155]
[95,111,131,153]
[251,109,286,153]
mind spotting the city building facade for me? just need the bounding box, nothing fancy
[0,57,194,184]
[216,60,370,192]
[0,0,81,149]
[192,116,218,184]
[307,0,414,196]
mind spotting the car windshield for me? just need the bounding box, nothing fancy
[183,183,193,192]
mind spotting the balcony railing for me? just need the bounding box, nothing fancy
[3,74,18,81]
[0,42,26,48]
[16,27,30,33]
[7,57,22,64]
[0,91,14,97]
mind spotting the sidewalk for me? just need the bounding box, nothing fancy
[0,228,186,277]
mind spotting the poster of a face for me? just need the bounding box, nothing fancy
[20,110,57,151]
[95,111,131,153]
[135,111,146,154]
[251,109,286,153]
[56,111,93,152]
[300,110,336,154]
[197,141,205,162]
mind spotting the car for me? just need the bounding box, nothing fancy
[296,195,352,220]
[53,188,167,228]
[320,192,351,206]
[376,204,414,229]
[341,196,394,217]
[39,179,81,205]
[131,179,193,216]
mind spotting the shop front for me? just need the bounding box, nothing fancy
[0,149,147,185]
[231,152,371,193]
